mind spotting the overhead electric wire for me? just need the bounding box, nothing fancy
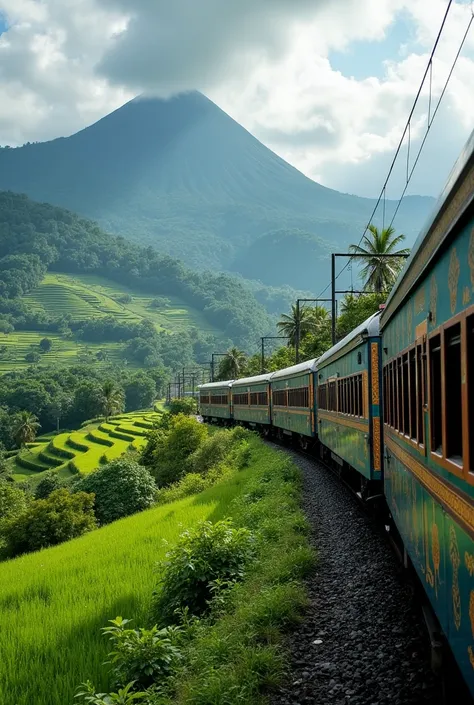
[314,0,471,301]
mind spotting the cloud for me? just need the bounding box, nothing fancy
[0,0,472,200]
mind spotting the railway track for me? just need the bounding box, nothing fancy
[268,440,473,705]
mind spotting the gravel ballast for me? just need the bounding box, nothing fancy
[272,448,443,705]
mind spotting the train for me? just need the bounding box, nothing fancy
[198,128,474,696]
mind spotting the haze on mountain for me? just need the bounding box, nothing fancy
[0,92,434,291]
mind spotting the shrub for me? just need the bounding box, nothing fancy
[3,488,96,557]
[102,617,182,689]
[0,482,29,539]
[189,427,249,476]
[25,350,41,363]
[152,519,256,625]
[75,458,156,525]
[35,470,62,499]
[75,680,147,704]
[168,398,197,416]
[145,415,207,488]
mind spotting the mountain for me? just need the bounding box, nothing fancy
[0,92,434,287]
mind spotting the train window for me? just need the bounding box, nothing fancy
[416,343,424,444]
[288,387,309,407]
[445,324,463,464]
[429,335,442,454]
[318,383,327,410]
[396,358,402,432]
[210,393,228,405]
[338,382,343,414]
[250,391,268,406]
[468,315,474,474]
[409,349,417,440]
[358,374,363,417]
[200,395,210,404]
[273,389,287,406]
[233,392,249,405]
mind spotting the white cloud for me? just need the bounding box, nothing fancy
[0,0,472,198]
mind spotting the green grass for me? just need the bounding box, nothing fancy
[0,474,245,705]
[0,272,223,373]
[0,436,314,705]
[10,411,161,482]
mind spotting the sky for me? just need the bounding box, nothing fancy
[0,0,473,199]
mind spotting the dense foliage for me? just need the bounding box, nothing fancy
[75,458,157,525]
[0,191,272,348]
[0,365,166,449]
[2,488,96,557]
[152,519,256,625]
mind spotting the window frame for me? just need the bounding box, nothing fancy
[383,339,426,456]
[427,306,473,483]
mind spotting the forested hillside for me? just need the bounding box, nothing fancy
[0,93,434,285]
[0,191,272,351]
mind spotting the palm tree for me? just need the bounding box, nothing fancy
[217,347,247,380]
[14,411,41,448]
[277,304,317,348]
[101,381,124,422]
[349,225,410,293]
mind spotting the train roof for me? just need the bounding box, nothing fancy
[381,128,474,327]
[270,358,319,380]
[232,373,273,386]
[317,311,381,367]
[198,380,234,390]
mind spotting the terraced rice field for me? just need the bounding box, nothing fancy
[0,331,124,373]
[0,272,222,372]
[27,272,220,334]
[11,410,162,483]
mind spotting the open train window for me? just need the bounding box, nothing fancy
[429,335,442,454]
[356,374,363,417]
[409,349,417,440]
[468,315,474,474]
[445,324,463,465]
[402,353,409,435]
[273,389,287,406]
[416,343,424,444]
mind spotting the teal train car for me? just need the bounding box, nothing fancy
[230,373,272,430]
[270,359,318,448]
[198,380,233,423]
[380,129,474,695]
[316,312,382,494]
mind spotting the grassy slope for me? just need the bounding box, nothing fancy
[10,410,162,482]
[0,272,222,373]
[0,457,255,705]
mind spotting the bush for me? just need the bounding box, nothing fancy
[152,519,256,625]
[35,470,62,499]
[102,617,182,689]
[145,415,207,488]
[167,398,197,416]
[75,458,156,525]
[3,488,96,557]
[189,427,249,476]
[0,482,29,539]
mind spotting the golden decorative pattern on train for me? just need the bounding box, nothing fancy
[373,417,381,471]
[406,304,413,342]
[469,227,474,290]
[414,287,426,316]
[463,286,471,305]
[449,525,462,630]
[466,552,474,577]
[385,436,474,538]
[430,275,438,328]
[371,343,379,405]
[448,247,460,315]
